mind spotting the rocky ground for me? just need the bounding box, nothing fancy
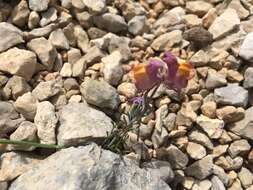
[0,0,253,189]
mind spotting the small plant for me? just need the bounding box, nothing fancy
[102,52,195,153]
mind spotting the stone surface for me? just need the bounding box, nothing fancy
[205,69,227,89]
[165,145,189,169]
[28,0,49,12]
[208,8,240,40]
[189,129,214,150]
[57,103,113,146]
[49,29,69,50]
[239,32,253,63]
[9,144,171,190]
[0,48,36,80]
[11,0,30,27]
[27,37,57,70]
[216,106,244,123]
[0,22,24,53]
[185,155,213,180]
[192,180,212,190]
[82,0,106,14]
[238,167,253,188]
[228,139,251,158]
[187,142,206,160]
[186,1,213,17]
[80,79,120,109]
[128,15,148,35]
[211,175,226,190]
[214,84,249,108]
[244,67,253,88]
[34,101,58,144]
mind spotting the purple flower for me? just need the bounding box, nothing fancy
[128,97,144,105]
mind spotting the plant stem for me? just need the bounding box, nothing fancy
[0,139,64,149]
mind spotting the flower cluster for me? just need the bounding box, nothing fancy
[131,52,195,92]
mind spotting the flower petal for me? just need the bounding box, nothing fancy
[162,52,179,80]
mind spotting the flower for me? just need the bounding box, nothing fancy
[128,96,144,105]
[131,52,195,92]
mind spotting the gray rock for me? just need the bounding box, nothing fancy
[9,144,171,190]
[0,182,8,190]
[205,69,227,89]
[32,80,62,101]
[128,15,148,35]
[49,29,69,50]
[34,101,58,144]
[189,129,214,150]
[11,0,30,27]
[0,151,40,182]
[142,160,175,183]
[25,23,58,39]
[40,7,57,27]
[27,37,57,70]
[57,103,113,146]
[0,101,24,135]
[229,106,253,140]
[9,121,37,151]
[214,84,248,108]
[208,8,240,40]
[28,0,49,12]
[74,25,90,53]
[244,67,253,88]
[213,165,229,187]
[80,79,120,109]
[2,76,31,100]
[82,0,106,14]
[0,22,24,53]
[239,32,253,63]
[185,155,213,180]
[165,145,189,169]
[228,139,251,158]
[28,11,40,29]
[238,167,253,188]
[211,176,226,190]
[0,48,36,80]
[102,51,123,86]
[93,13,128,33]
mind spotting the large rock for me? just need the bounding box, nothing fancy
[82,0,106,14]
[0,48,36,80]
[57,103,113,146]
[34,101,58,144]
[9,144,171,190]
[80,79,120,110]
[27,37,57,70]
[214,84,248,108]
[208,8,240,40]
[11,0,30,27]
[185,1,213,17]
[28,0,49,12]
[0,22,24,52]
[229,107,253,140]
[239,32,253,63]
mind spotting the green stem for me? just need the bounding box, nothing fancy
[0,139,64,149]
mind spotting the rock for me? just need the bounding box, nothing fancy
[25,23,58,40]
[205,69,227,89]
[142,160,175,183]
[214,84,248,108]
[239,32,253,63]
[27,37,57,70]
[57,103,113,146]
[60,63,72,77]
[87,27,107,39]
[14,92,38,120]
[196,115,224,139]
[11,0,30,27]
[185,155,213,180]
[34,101,58,144]
[102,51,123,85]
[212,145,229,158]
[215,156,243,171]
[49,29,69,50]
[28,0,49,12]
[183,27,213,48]
[190,50,210,67]
[0,22,24,53]
[28,11,40,29]
[228,139,251,158]
[32,80,62,101]
[244,67,253,88]
[0,48,36,80]
[186,1,213,17]
[213,165,230,187]
[211,176,226,190]
[176,103,197,127]
[208,8,240,40]
[117,82,137,98]
[187,142,206,160]
[93,13,127,33]
[189,129,214,150]
[228,0,249,19]
[0,152,40,182]
[63,78,79,91]
[151,30,182,51]
[192,180,212,190]
[165,145,189,169]
[82,0,106,14]
[128,15,148,35]
[201,101,217,118]
[0,182,8,190]
[67,48,81,64]
[238,167,253,188]
[39,7,57,27]
[74,25,90,53]
[182,14,202,27]
[80,79,120,109]
[228,179,243,190]
[229,107,253,140]
[216,106,245,123]
[9,144,171,190]
[9,121,37,151]
[0,101,24,135]
[163,113,176,132]
[227,70,244,83]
